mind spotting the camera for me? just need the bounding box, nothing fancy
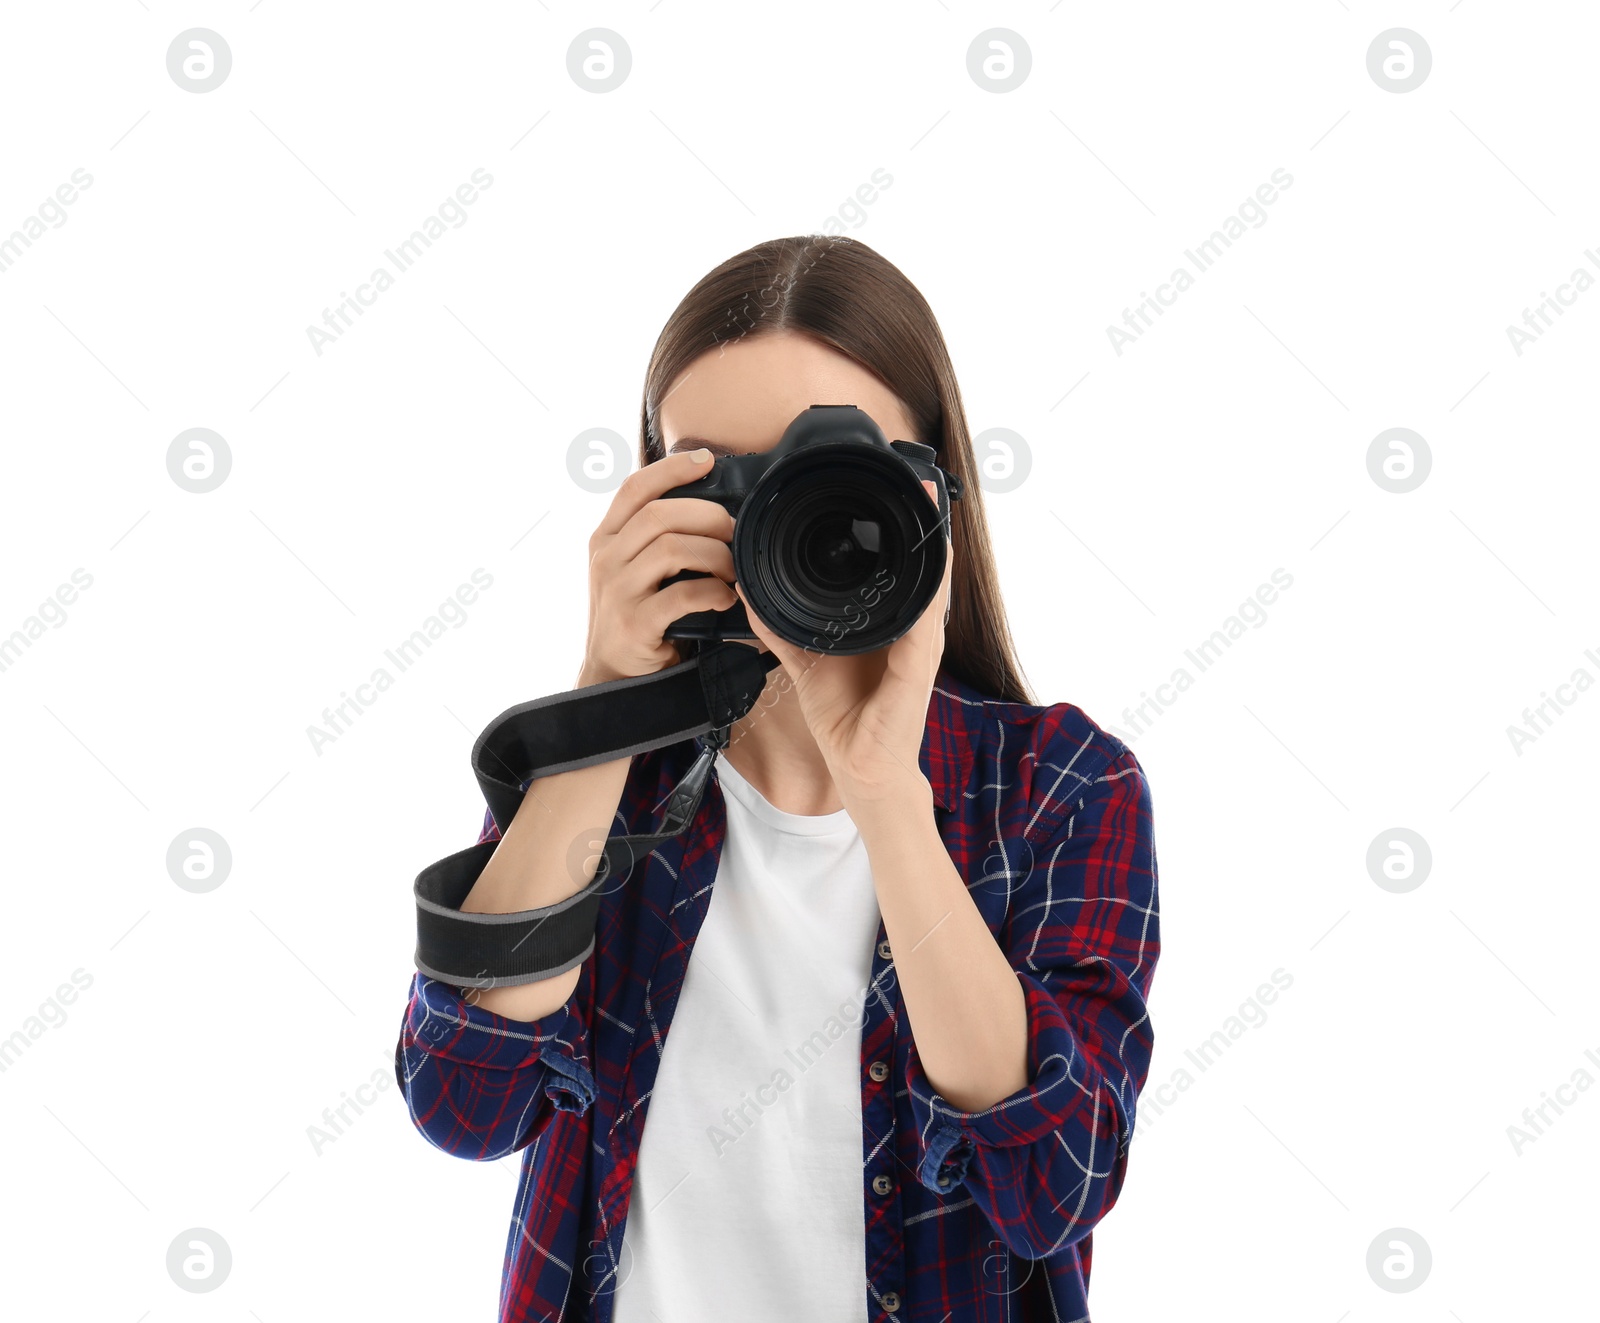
[657,404,963,656]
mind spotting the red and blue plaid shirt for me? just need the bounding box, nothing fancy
[397,664,1160,1321]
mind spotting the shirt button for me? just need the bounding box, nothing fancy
[872,1173,893,1196]
[868,1059,889,1082]
[881,1291,901,1313]
[877,939,893,961]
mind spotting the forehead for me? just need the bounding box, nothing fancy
[658,331,914,451]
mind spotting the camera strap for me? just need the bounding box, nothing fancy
[412,641,784,990]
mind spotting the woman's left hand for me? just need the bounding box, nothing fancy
[733,481,952,808]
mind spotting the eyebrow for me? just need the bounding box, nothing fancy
[666,438,745,458]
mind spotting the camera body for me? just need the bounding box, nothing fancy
[657,404,962,656]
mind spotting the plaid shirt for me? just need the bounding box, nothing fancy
[397,664,1160,1321]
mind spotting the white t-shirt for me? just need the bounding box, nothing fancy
[611,747,880,1323]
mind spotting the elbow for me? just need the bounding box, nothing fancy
[944,1125,1132,1262]
[393,975,597,1162]
[394,1044,537,1162]
[1006,1139,1131,1260]
[396,1037,593,1162]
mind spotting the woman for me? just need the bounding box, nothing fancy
[397,235,1160,1322]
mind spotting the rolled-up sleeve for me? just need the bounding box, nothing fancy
[396,972,595,1161]
[903,745,1158,1260]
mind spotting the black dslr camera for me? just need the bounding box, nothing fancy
[657,404,963,656]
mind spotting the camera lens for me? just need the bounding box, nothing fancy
[774,481,900,610]
[797,513,881,591]
[732,446,946,655]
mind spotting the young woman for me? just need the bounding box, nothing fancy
[398,236,1160,1322]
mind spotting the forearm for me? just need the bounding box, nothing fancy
[850,777,1030,1114]
[457,753,625,1020]
[456,666,631,1022]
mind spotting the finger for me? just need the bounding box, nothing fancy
[633,534,736,589]
[642,575,739,639]
[617,497,735,567]
[888,548,952,681]
[735,582,796,668]
[596,448,721,539]
[921,478,951,544]
[905,538,954,646]
[940,544,954,624]
[734,581,771,645]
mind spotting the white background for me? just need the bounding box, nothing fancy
[1,2,1595,1319]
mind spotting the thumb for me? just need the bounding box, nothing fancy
[736,582,800,673]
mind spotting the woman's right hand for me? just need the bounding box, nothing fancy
[576,447,739,687]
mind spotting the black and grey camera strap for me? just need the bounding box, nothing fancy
[412,640,784,990]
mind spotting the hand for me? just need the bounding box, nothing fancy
[576,448,739,687]
[733,480,951,807]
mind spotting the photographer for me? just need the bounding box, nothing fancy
[396,235,1160,1323]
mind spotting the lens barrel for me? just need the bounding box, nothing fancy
[734,444,946,655]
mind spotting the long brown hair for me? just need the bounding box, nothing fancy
[637,235,1035,707]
